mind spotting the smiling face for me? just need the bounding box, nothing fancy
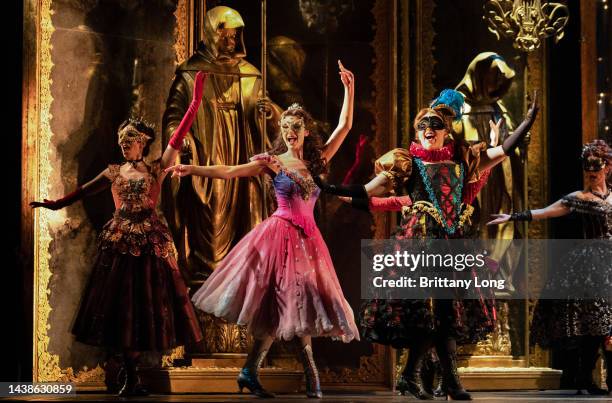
[280,115,309,151]
[415,111,448,150]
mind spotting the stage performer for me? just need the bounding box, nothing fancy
[317,89,538,400]
[488,139,612,395]
[164,61,359,399]
[30,72,209,397]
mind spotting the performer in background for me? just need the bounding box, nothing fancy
[488,139,612,395]
[162,6,282,281]
[30,72,208,397]
[318,89,538,400]
[165,61,359,399]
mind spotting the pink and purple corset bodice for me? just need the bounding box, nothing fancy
[271,169,320,237]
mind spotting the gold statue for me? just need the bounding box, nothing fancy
[162,6,281,281]
[454,52,524,291]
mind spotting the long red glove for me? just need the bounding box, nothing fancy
[168,71,208,150]
[30,186,85,210]
[369,195,413,212]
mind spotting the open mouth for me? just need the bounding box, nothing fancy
[287,135,298,145]
[424,131,436,141]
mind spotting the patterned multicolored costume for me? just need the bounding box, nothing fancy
[359,141,496,348]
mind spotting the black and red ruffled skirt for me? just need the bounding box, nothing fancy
[72,211,203,352]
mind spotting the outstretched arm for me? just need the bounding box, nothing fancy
[321,60,354,163]
[339,195,412,212]
[165,159,275,180]
[487,197,570,226]
[316,172,392,199]
[478,92,539,172]
[161,71,207,170]
[30,168,111,210]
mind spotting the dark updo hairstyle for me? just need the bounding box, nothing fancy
[581,139,612,163]
[268,104,328,177]
[118,117,156,157]
[581,139,612,180]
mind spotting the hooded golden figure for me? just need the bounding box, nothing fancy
[454,52,524,292]
[162,6,280,280]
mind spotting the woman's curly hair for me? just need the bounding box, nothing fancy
[268,104,328,177]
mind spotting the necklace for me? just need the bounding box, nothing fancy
[591,188,611,201]
[126,158,143,168]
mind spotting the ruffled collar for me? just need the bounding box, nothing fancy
[409,141,455,162]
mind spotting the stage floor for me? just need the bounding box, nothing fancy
[2,391,612,402]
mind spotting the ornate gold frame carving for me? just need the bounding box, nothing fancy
[29,0,61,382]
[27,0,195,384]
[174,0,189,65]
[26,0,106,384]
[525,45,549,368]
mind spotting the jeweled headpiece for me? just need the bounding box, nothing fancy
[287,103,305,112]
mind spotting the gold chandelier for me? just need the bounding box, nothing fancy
[484,0,569,52]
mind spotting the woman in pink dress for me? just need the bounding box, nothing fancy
[165,60,359,399]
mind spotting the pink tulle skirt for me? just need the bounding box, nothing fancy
[191,216,359,342]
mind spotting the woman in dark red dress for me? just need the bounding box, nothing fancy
[31,72,208,396]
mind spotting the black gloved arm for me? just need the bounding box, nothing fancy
[313,176,368,198]
[502,92,539,155]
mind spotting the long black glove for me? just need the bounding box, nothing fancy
[314,176,370,211]
[313,176,368,198]
[502,91,539,155]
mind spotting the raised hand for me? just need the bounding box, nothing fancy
[164,164,194,178]
[486,213,511,226]
[167,72,208,152]
[525,90,539,122]
[488,118,504,147]
[338,60,354,93]
[501,90,539,155]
